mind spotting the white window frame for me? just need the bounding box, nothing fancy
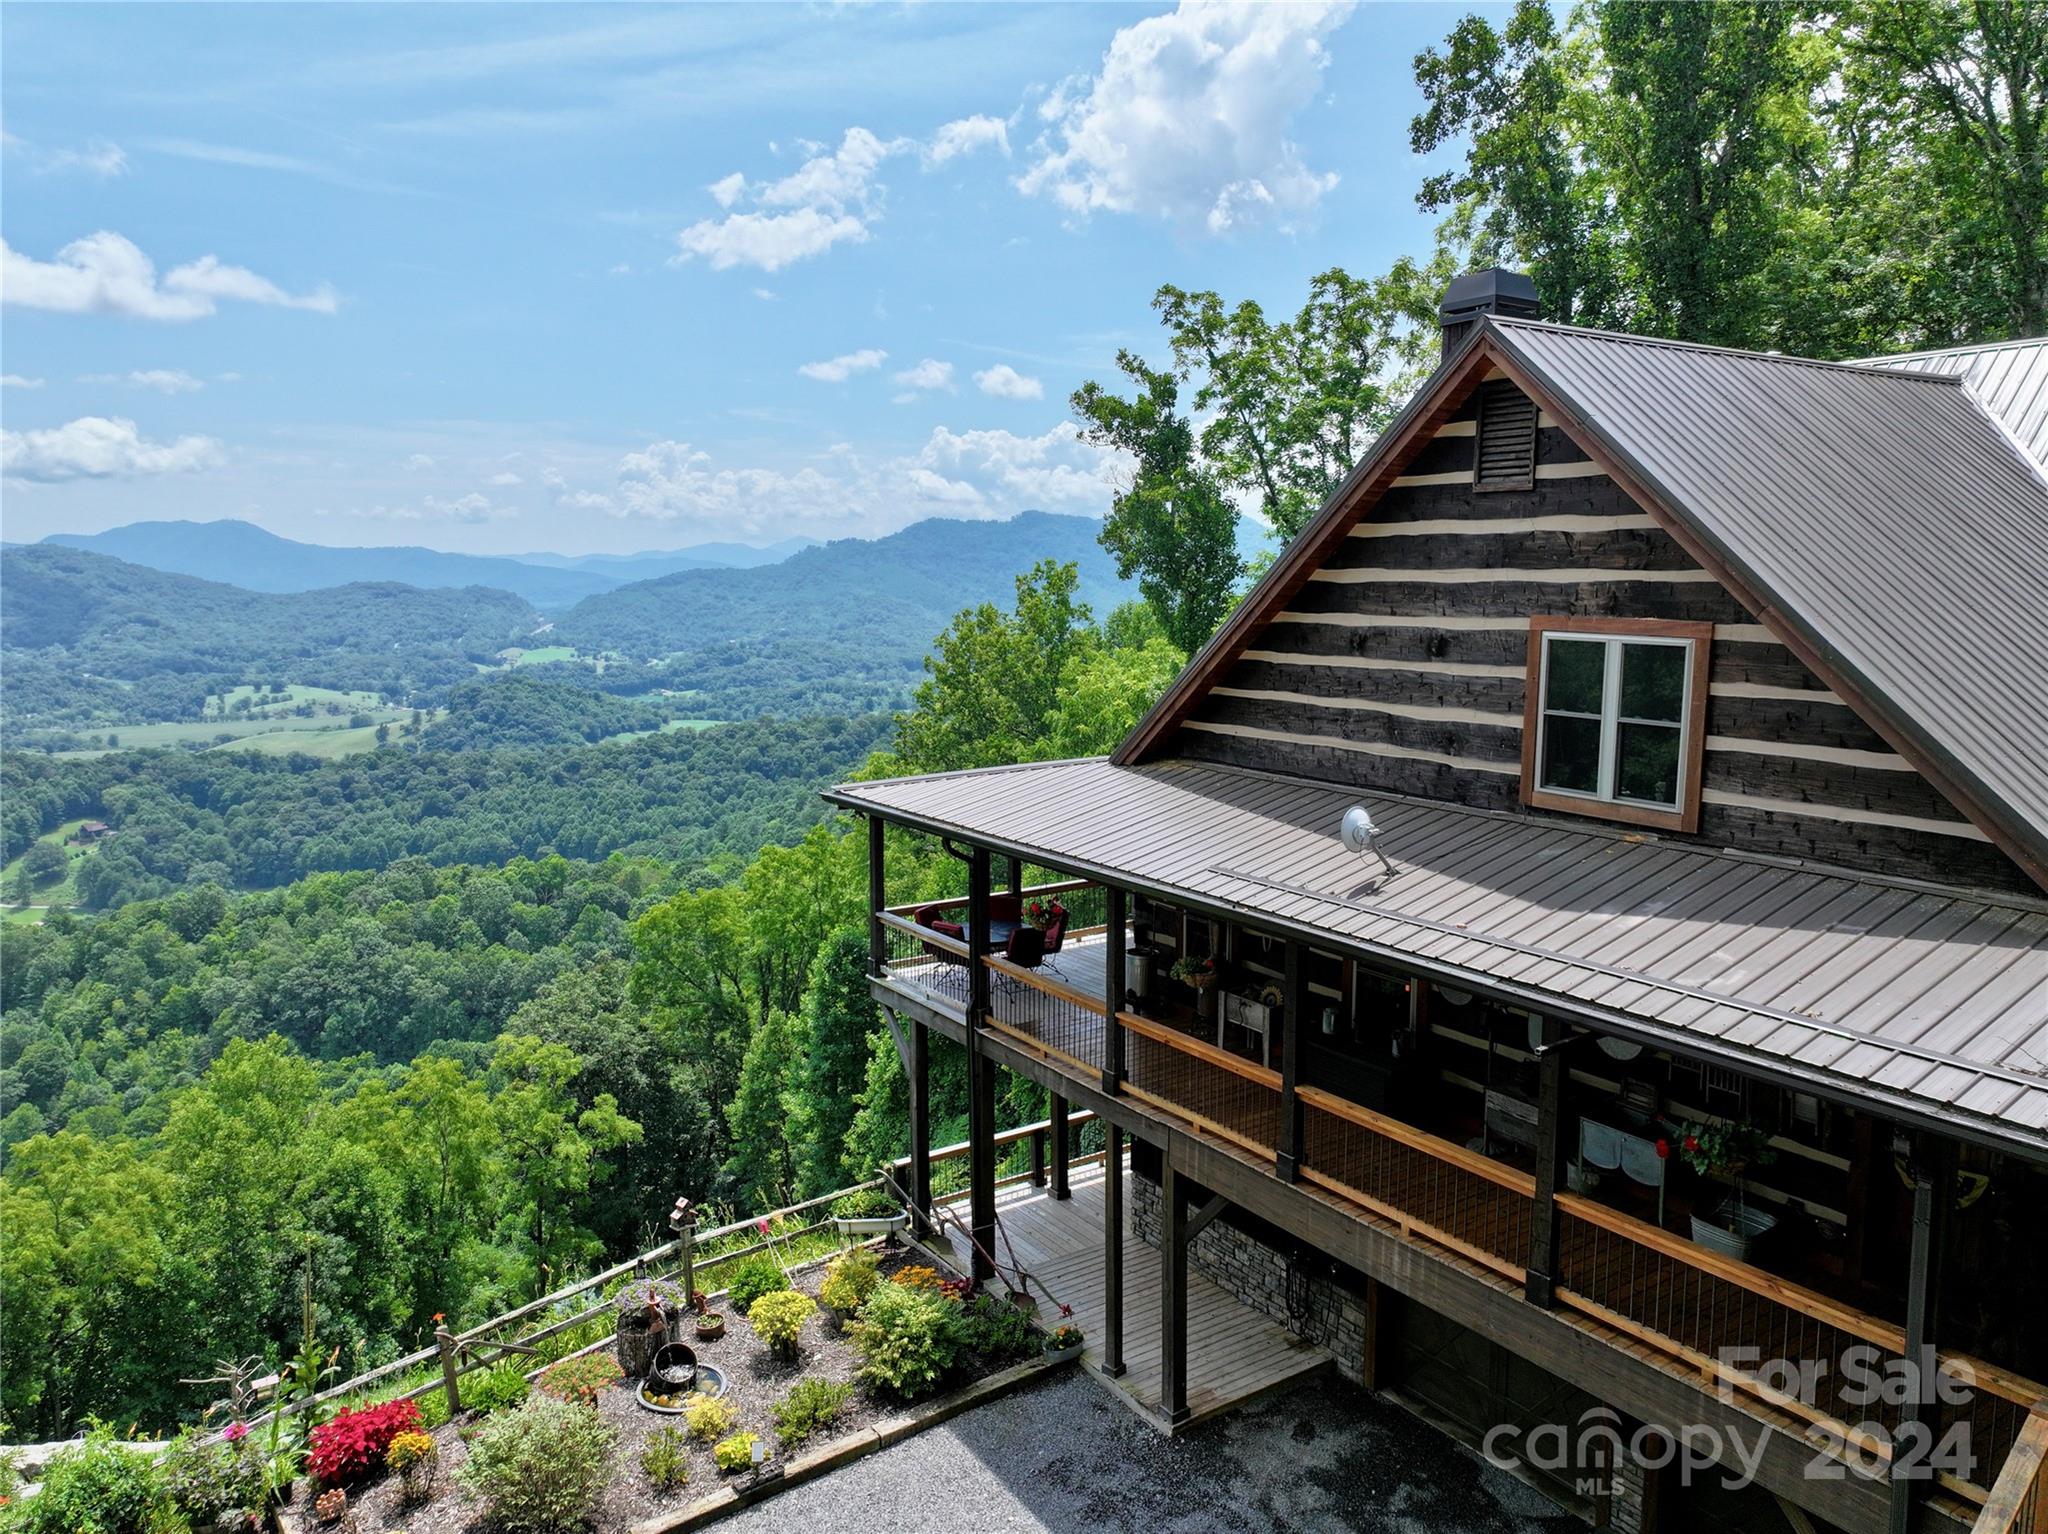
[1534,630,1696,809]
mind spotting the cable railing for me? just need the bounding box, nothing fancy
[1297,1086,1535,1281]
[1118,1010,1283,1157]
[983,955,1107,1074]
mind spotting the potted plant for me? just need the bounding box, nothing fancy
[1679,1121,1779,1260]
[1043,1323,1085,1362]
[692,1289,725,1343]
[1024,897,1066,932]
[1171,955,1219,1021]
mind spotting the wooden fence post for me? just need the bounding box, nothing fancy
[435,1325,462,1416]
[680,1222,697,1306]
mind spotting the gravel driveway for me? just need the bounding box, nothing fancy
[719,1369,1575,1534]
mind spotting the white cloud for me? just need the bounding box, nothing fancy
[80,368,206,394]
[560,420,1121,540]
[345,492,511,524]
[974,363,1044,400]
[1,415,224,481]
[752,288,776,302]
[2,374,44,389]
[404,453,438,471]
[798,348,887,383]
[925,115,1010,167]
[894,358,955,392]
[674,128,911,272]
[0,232,339,321]
[3,130,128,178]
[1018,1,1349,234]
[487,470,524,486]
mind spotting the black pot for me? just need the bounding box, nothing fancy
[650,1341,697,1392]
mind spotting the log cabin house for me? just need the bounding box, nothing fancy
[829,272,2048,1534]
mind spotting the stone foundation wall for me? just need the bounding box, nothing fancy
[1129,1173,1371,1384]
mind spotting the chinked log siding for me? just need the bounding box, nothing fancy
[1170,385,2031,893]
[1175,726,2027,890]
[1321,526,1702,573]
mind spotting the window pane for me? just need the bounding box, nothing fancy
[1620,643,1686,722]
[1544,639,1606,714]
[1541,714,1602,793]
[1616,722,1683,805]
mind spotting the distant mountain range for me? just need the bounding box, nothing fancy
[42,520,817,609]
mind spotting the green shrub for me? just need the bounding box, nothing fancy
[849,1281,966,1399]
[416,1385,454,1430]
[959,1294,1034,1362]
[456,1394,616,1534]
[684,1393,738,1442]
[10,1426,180,1534]
[639,1426,689,1493]
[713,1431,761,1473]
[465,1361,531,1414]
[817,1248,880,1313]
[160,1430,263,1528]
[535,1351,622,1407]
[746,1290,817,1356]
[771,1379,854,1447]
[722,1255,789,1314]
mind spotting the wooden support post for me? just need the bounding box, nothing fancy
[866,814,886,977]
[1277,939,1306,1182]
[435,1325,462,1417]
[1525,1013,1568,1309]
[1160,1156,1191,1426]
[1028,1125,1046,1188]
[966,847,997,1282]
[1359,1276,1384,1391]
[908,1019,933,1239]
[1006,853,1024,899]
[679,1221,696,1306]
[1102,886,1127,1097]
[1102,1123,1125,1378]
[1050,1092,1071,1200]
[1888,1132,1955,1534]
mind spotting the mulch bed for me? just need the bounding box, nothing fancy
[315,1243,1038,1533]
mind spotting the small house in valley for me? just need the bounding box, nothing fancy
[831,273,2048,1534]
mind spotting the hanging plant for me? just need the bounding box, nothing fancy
[1676,1120,1776,1179]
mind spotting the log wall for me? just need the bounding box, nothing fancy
[1173,388,2032,893]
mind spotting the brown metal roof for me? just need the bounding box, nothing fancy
[830,756,2048,1151]
[1859,336,2048,468]
[1118,318,2048,892]
[1490,319,2048,888]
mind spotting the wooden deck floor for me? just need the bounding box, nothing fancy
[923,1157,1330,1433]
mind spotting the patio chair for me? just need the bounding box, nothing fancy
[1037,904,1070,978]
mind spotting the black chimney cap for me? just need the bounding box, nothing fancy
[1438,267,1541,324]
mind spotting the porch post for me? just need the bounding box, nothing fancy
[1276,939,1306,1182]
[1049,1092,1071,1199]
[1006,852,1024,900]
[1101,1123,1125,1377]
[866,814,886,977]
[1888,1131,1955,1534]
[1160,1154,1191,1426]
[1525,1013,1568,1308]
[908,1019,933,1239]
[966,846,998,1282]
[1102,886,1127,1096]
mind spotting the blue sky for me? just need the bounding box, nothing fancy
[2,2,1494,555]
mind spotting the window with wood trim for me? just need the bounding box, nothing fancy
[1473,379,1538,491]
[1520,616,1712,833]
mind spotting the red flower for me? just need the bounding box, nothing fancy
[756,1218,771,1235]
[1654,1138,1670,1160]
[1057,1302,1073,1318]
[223,1422,249,1443]
[1683,1135,1699,1154]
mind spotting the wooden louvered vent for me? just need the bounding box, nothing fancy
[1474,379,1538,491]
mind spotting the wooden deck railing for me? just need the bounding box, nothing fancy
[1975,1406,2048,1534]
[872,913,2048,1496]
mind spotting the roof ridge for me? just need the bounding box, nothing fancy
[1487,315,1966,385]
[1862,335,2048,365]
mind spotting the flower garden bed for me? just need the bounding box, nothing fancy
[281,1240,1070,1534]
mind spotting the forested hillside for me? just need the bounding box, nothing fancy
[2,545,534,726]
[1,715,887,907]
[552,511,1134,662]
